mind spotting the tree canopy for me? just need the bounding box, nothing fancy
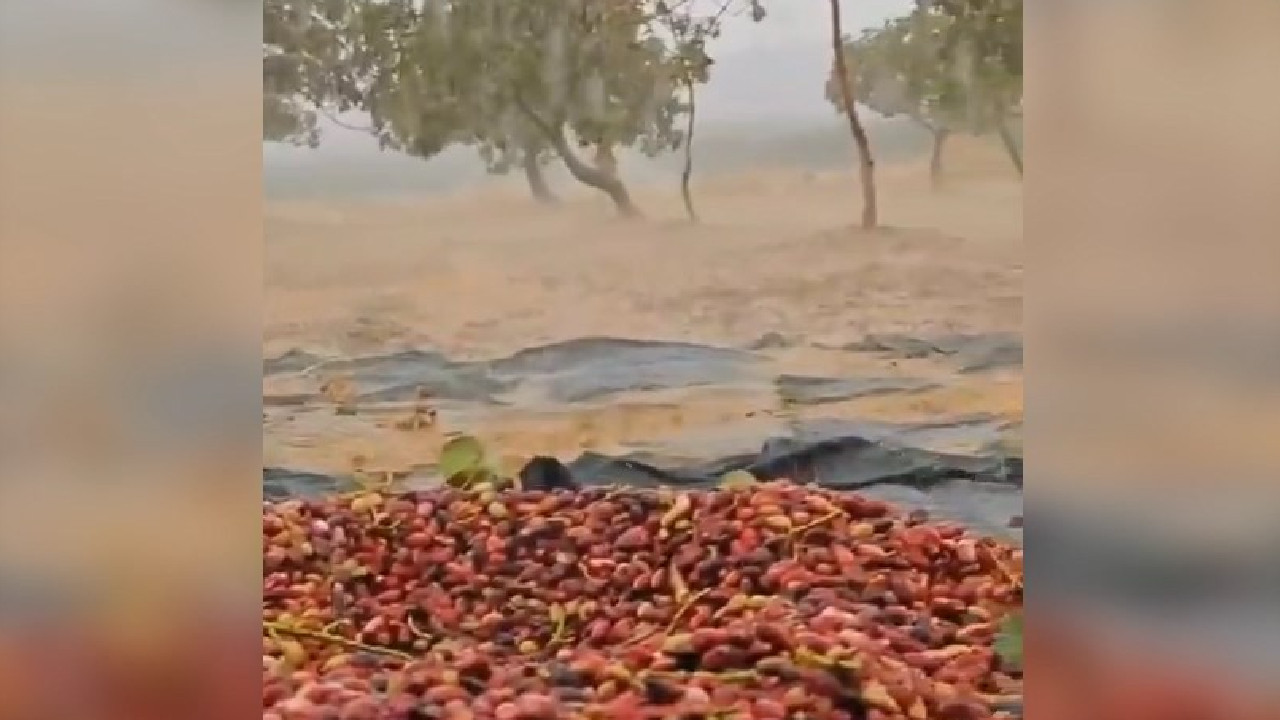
[264,0,1022,215]
[825,0,1022,133]
[823,0,1022,180]
[271,5,684,155]
[263,0,764,213]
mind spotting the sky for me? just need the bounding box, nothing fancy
[265,0,914,162]
[683,0,913,121]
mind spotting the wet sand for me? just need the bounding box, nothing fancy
[265,138,1022,479]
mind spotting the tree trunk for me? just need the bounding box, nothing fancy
[828,0,878,229]
[996,116,1023,177]
[930,128,950,190]
[513,95,641,217]
[561,137,638,217]
[679,79,699,223]
[522,151,559,206]
[592,143,619,180]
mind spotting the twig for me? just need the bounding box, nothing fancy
[406,614,432,642]
[317,106,378,135]
[663,588,711,635]
[549,603,569,646]
[790,508,846,559]
[263,620,414,661]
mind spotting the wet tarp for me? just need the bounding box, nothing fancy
[775,374,939,406]
[263,337,1023,540]
[264,334,1021,408]
[558,432,1021,539]
[263,466,352,500]
[836,331,1023,374]
[263,418,1022,539]
[264,338,760,405]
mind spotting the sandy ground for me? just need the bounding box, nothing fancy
[264,138,1023,477]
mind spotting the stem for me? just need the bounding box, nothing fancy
[789,509,845,560]
[263,621,413,661]
[663,588,711,636]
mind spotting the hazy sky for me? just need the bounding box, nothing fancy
[683,0,913,120]
[266,0,913,160]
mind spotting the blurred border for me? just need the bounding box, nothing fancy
[0,2,261,719]
[1027,0,1280,717]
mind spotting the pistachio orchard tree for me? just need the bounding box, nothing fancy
[826,0,1022,182]
[263,0,693,212]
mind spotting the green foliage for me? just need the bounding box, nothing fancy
[262,0,761,177]
[263,0,356,146]
[263,94,319,147]
[651,0,766,87]
[825,0,1021,134]
[933,0,1022,82]
[438,434,489,486]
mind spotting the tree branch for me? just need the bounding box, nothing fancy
[316,106,378,135]
[511,92,560,141]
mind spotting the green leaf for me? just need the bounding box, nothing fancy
[446,467,499,490]
[719,470,758,490]
[994,611,1023,668]
[439,434,487,482]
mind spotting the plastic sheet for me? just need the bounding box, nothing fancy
[263,337,1023,541]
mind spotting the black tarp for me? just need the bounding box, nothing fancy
[264,422,1022,540]
[264,336,1023,540]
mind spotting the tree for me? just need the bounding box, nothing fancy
[264,0,775,216]
[345,0,686,217]
[827,0,878,229]
[932,0,1021,175]
[262,0,563,205]
[825,13,961,188]
[357,0,573,205]
[825,0,1022,183]
[650,0,766,222]
[476,0,680,216]
[267,0,699,216]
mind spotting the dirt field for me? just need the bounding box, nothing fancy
[264,137,1023,477]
